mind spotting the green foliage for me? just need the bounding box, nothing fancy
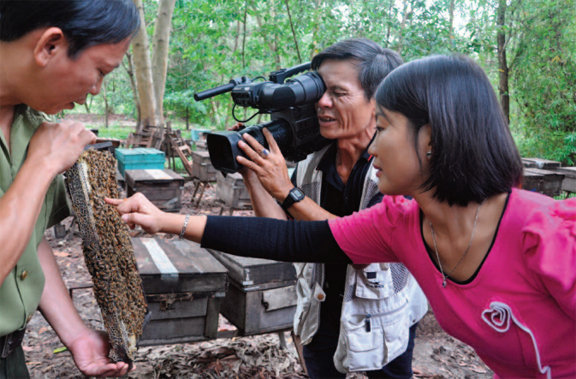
[164,0,483,130]
[164,89,208,118]
[65,0,575,161]
[94,126,134,140]
[510,0,576,134]
[514,129,576,165]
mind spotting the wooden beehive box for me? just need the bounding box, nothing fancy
[133,237,228,346]
[215,171,251,209]
[191,150,218,181]
[115,148,165,176]
[125,169,184,212]
[207,250,297,336]
[556,166,576,194]
[522,167,564,197]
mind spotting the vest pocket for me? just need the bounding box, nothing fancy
[336,308,411,372]
[382,310,410,363]
[354,263,395,299]
[339,316,386,371]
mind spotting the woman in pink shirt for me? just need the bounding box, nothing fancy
[110,55,575,377]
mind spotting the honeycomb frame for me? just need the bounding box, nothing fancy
[65,149,148,365]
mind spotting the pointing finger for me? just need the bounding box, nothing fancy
[104,197,123,206]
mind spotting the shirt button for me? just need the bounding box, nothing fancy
[20,271,28,280]
[317,294,325,301]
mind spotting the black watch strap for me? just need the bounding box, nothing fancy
[281,187,305,211]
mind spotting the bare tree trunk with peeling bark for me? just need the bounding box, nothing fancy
[131,0,160,132]
[152,0,177,120]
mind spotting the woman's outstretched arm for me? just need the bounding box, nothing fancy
[106,193,350,264]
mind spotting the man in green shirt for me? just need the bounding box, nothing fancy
[0,1,140,377]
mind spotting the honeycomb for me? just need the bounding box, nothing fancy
[65,149,148,366]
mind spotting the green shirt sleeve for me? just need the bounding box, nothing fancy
[0,106,71,336]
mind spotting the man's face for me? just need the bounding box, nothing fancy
[32,37,132,114]
[316,59,375,140]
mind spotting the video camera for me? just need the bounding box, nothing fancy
[194,62,329,174]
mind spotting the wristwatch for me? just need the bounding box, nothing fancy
[281,187,305,211]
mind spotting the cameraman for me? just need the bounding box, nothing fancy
[236,39,427,378]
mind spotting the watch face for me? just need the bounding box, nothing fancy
[291,187,305,201]
[282,187,305,210]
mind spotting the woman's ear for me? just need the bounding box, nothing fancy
[419,123,432,159]
[33,27,66,67]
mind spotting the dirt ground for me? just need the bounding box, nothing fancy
[21,178,492,379]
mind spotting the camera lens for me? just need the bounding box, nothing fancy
[207,119,292,173]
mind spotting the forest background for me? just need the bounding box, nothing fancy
[71,0,576,165]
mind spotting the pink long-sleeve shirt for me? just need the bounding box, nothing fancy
[329,188,576,378]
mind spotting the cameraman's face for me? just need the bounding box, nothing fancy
[316,59,375,140]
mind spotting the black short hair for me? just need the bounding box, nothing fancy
[0,0,140,58]
[311,38,403,100]
[375,55,523,206]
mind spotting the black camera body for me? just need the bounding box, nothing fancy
[194,63,330,174]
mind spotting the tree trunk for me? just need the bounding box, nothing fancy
[152,0,177,119]
[123,53,141,129]
[131,0,160,130]
[497,0,510,124]
[284,0,302,63]
[242,0,248,69]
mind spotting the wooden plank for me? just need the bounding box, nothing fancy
[133,238,228,294]
[522,158,561,169]
[207,249,296,286]
[125,169,183,187]
[556,166,576,176]
[522,168,564,197]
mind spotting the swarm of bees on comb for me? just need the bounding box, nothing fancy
[65,148,148,366]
